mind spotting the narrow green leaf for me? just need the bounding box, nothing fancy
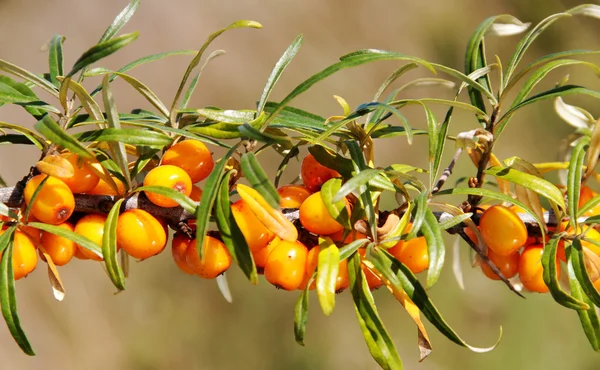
[0,121,46,150]
[0,59,59,97]
[321,178,351,230]
[347,252,404,370]
[567,255,600,351]
[431,107,454,187]
[422,207,445,288]
[316,237,340,316]
[48,35,65,87]
[198,108,256,123]
[58,77,103,121]
[367,63,419,124]
[408,191,429,240]
[214,171,258,284]
[438,212,474,230]
[240,152,280,209]
[570,239,600,307]
[294,274,312,346]
[579,193,600,218]
[485,166,566,211]
[307,145,353,177]
[346,141,377,239]
[75,128,173,148]
[134,186,197,214]
[430,63,497,107]
[102,199,125,291]
[274,144,300,188]
[257,34,303,115]
[339,238,370,261]
[238,122,291,146]
[0,228,35,356]
[102,75,131,190]
[98,0,140,42]
[334,169,382,203]
[568,138,589,230]
[542,237,588,309]
[67,32,139,77]
[30,222,102,258]
[196,144,241,260]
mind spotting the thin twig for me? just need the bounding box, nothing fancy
[432,148,463,194]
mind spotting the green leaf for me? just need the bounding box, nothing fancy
[257,34,303,115]
[48,35,65,87]
[567,255,600,351]
[196,144,241,260]
[438,212,474,230]
[334,169,382,203]
[102,75,131,190]
[67,32,139,77]
[0,121,47,150]
[568,138,589,229]
[431,107,454,188]
[339,238,370,260]
[0,227,35,356]
[570,238,600,308]
[240,152,280,209]
[98,0,140,42]
[264,103,329,133]
[347,252,403,370]
[408,191,429,240]
[198,108,256,123]
[346,141,377,239]
[422,207,445,288]
[58,77,103,121]
[238,122,291,146]
[102,198,126,291]
[579,194,600,218]
[134,186,197,214]
[542,237,588,310]
[307,145,353,177]
[214,171,258,284]
[0,59,59,97]
[316,237,340,316]
[321,178,351,230]
[485,166,566,211]
[30,222,102,258]
[368,247,500,352]
[264,49,434,127]
[294,275,312,346]
[75,128,173,148]
[274,144,300,188]
[367,63,419,123]
[170,20,262,114]
[430,63,497,107]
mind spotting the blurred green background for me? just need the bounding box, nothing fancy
[0,0,599,369]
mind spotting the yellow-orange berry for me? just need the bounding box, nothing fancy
[55,152,100,194]
[189,185,203,202]
[301,153,340,192]
[171,232,195,274]
[24,174,74,225]
[117,209,167,260]
[277,185,311,208]
[185,236,232,278]
[519,244,558,293]
[299,192,344,235]
[580,186,600,216]
[0,230,38,280]
[74,214,106,261]
[265,240,308,290]
[253,237,279,273]
[358,248,384,291]
[480,249,520,280]
[40,222,76,266]
[388,235,429,274]
[143,165,192,208]
[86,176,126,196]
[479,205,528,256]
[162,140,214,183]
[231,199,275,252]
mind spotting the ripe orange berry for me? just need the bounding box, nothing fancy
[579,186,600,216]
[39,222,76,266]
[479,205,528,256]
[171,232,195,274]
[594,278,600,292]
[264,240,308,290]
[24,174,75,225]
[328,229,367,244]
[117,209,167,260]
[55,152,100,194]
[388,235,429,274]
[74,214,106,261]
[480,249,520,280]
[74,246,89,260]
[86,176,126,196]
[253,237,279,272]
[20,225,41,246]
[162,140,214,183]
[301,153,340,192]
[143,165,192,208]
[189,185,203,202]
[185,236,232,279]
[231,199,276,252]
[519,244,558,293]
[301,245,349,291]
[0,230,38,280]
[299,192,344,235]
[277,185,311,208]
[358,249,384,290]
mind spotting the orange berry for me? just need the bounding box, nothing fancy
[253,237,279,272]
[479,205,528,256]
[328,229,367,244]
[171,232,195,274]
[20,225,41,246]
[480,249,520,280]
[73,246,89,260]
[189,185,203,202]
[162,140,214,183]
[0,230,38,280]
[277,185,311,208]
[24,174,74,225]
[594,278,600,292]
[117,209,167,260]
[185,236,232,279]
[55,152,100,194]
[388,234,429,274]
[579,186,600,216]
[40,222,76,266]
[231,199,275,252]
[519,244,558,293]
[358,248,384,290]
[74,214,106,261]
[299,192,344,235]
[301,153,340,192]
[143,165,192,208]
[86,176,126,196]
[264,240,308,290]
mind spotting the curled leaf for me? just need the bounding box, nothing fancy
[36,154,74,178]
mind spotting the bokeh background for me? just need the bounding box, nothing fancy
[0,0,599,369]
